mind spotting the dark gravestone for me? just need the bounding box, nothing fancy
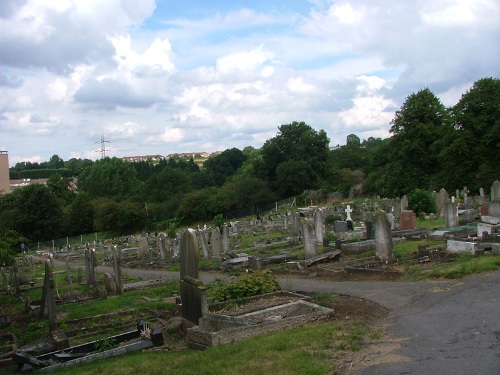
[180,229,207,325]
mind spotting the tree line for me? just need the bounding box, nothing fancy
[0,77,498,256]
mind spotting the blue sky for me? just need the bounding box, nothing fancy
[0,0,499,166]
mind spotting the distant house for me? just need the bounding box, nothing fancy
[10,178,49,191]
[121,155,164,163]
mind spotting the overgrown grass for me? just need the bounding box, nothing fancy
[47,321,377,375]
[425,254,500,279]
[393,239,444,258]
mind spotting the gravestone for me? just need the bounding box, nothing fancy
[365,220,374,239]
[401,195,408,211]
[40,260,57,331]
[112,246,123,295]
[301,219,317,259]
[445,202,458,227]
[345,205,353,221]
[65,257,72,284]
[314,208,325,244]
[103,273,115,293]
[334,221,348,234]
[11,261,20,295]
[292,212,301,236]
[199,231,210,259]
[222,226,230,253]
[159,238,166,260]
[374,210,393,262]
[489,201,500,218]
[173,238,179,257]
[84,249,91,286]
[400,210,416,230]
[179,229,208,325]
[211,228,222,257]
[480,203,488,216]
[437,188,449,217]
[387,211,395,230]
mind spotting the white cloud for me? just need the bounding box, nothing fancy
[158,127,183,143]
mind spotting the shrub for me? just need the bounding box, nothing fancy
[407,189,436,215]
[208,271,281,302]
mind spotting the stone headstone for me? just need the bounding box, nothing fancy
[292,212,301,236]
[11,261,20,295]
[374,210,393,262]
[345,205,353,221]
[222,225,230,253]
[401,195,408,211]
[437,188,449,218]
[179,229,207,325]
[301,219,317,259]
[489,201,500,218]
[365,220,374,239]
[159,238,166,260]
[40,260,57,331]
[112,246,123,295]
[445,202,458,227]
[77,267,83,284]
[211,228,222,257]
[480,202,489,216]
[103,273,116,293]
[334,221,347,234]
[199,231,210,259]
[400,210,416,230]
[314,208,325,244]
[65,257,72,284]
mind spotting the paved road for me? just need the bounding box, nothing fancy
[39,257,500,374]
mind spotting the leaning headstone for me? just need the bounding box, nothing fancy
[159,238,166,260]
[179,229,207,325]
[292,211,301,236]
[112,246,123,295]
[314,208,325,244]
[374,210,393,262]
[445,202,458,227]
[40,260,57,331]
[199,231,210,259]
[301,219,317,259]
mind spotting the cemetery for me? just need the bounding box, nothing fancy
[0,182,499,373]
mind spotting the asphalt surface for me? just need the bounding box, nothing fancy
[41,257,500,374]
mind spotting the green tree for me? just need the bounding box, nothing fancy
[65,192,95,235]
[258,121,330,196]
[47,173,74,205]
[0,230,24,267]
[11,184,64,241]
[386,88,450,195]
[441,77,500,190]
[275,160,317,198]
[203,148,247,187]
[78,157,141,200]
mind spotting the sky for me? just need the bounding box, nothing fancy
[0,0,499,166]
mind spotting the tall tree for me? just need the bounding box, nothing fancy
[441,78,500,190]
[258,121,330,197]
[78,157,141,200]
[11,184,64,241]
[386,88,449,195]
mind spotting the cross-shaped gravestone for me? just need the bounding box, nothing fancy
[345,205,353,221]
